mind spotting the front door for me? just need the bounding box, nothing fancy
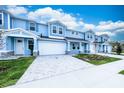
[15,38,24,55]
[28,40,34,56]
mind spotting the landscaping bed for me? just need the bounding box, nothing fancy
[119,70,124,75]
[74,54,121,65]
[0,56,35,88]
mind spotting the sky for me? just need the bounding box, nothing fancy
[0,5,124,41]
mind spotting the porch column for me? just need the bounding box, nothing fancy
[86,43,90,53]
[106,45,108,53]
[67,41,70,53]
[2,35,7,51]
[33,38,38,56]
[79,42,82,53]
[86,43,89,53]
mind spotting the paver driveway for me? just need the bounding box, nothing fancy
[16,55,94,85]
[10,54,124,88]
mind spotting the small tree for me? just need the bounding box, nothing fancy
[116,43,122,55]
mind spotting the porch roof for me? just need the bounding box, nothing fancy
[65,37,89,43]
[2,28,41,39]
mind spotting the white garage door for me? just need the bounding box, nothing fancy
[38,40,66,55]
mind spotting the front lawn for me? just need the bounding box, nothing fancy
[74,54,121,65]
[0,56,35,88]
[119,70,124,75]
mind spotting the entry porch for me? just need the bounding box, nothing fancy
[0,28,40,57]
[66,39,90,54]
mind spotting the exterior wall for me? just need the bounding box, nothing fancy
[48,22,66,38]
[11,18,48,37]
[6,37,14,51]
[0,12,10,29]
[24,38,31,56]
[66,30,84,39]
[85,32,95,41]
[12,18,27,30]
[33,24,48,36]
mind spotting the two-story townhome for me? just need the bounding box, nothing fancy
[0,10,112,57]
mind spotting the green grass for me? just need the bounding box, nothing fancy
[74,54,121,65]
[119,70,124,75]
[0,56,35,88]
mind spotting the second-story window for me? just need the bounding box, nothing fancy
[53,26,57,33]
[0,13,2,25]
[87,34,90,38]
[76,32,78,35]
[59,27,63,34]
[90,35,92,39]
[30,22,36,31]
[72,31,74,34]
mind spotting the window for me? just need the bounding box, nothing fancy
[17,40,22,43]
[53,26,57,33]
[77,47,80,49]
[28,40,34,56]
[87,34,89,38]
[72,44,75,49]
[30,22,36,31]
[72,31,74,34]
[59,27,63,34]
[28,40,34,50]
[0,13,2,25]
[76,32,78,35]
[95,38,98,41]
[90,35,92,39]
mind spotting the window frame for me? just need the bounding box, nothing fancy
[58,27,63,34]
[87,34,90,38]
[52,25,57,34]
[76,32,78,35]
[29,22,36,31]
[0,12,3,26]
[72,31,75,34]
[27,39,34,49]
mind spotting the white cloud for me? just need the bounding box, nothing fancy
[96,31,115,36]
[27,7,85,29]
[7,5,28,15]
[94,21,124,36]
[96,21,124,31]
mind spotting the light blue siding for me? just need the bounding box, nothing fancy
[10,17,13,29]
[66,30,84,39]
[6,37,14,50]
[32,24,48,36]
[24,38,31,56]
[12,18,27,30]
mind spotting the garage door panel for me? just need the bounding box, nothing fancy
[38,41,66,55]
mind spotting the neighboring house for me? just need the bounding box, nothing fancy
[0,10,112,57]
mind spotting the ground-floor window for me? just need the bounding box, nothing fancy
[28,40,34,55]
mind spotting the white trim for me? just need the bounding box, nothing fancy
[67,40,89,43]
[49,35,64,39]
[11,18,13,29]
[48,23,51,37]
[7,13,10,29]
[3,28,40,39]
